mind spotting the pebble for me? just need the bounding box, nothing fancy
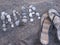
[1,12,6,20]
[23,16,27,18]
[30,18,34,22]
[38,17,41,19]
[22,13,27,16]
[8,18,11,22]
[22,6,26,10]
[6,15,11,18]
[2,24,6,27]
[13,10,16,16]
[11,24,14,28]
[32,6,36,11]
[29,8,32,12]
[3,28,7,31]
[32,12,35,14]
[15,20,20,26]
[1,12,6,15]
[1,15,5,20]
[22,18,27,23]
[36,12,40,16]
[29,13,33,17]
[29,5,33,8]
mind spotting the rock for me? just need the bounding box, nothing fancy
[29,5,33,8]
[3,28,7,31]
[8,18,11,22]
[29,13,33,17]
[22,13,27,16]
[29,8,32,12]
[11,24,14,28]
[22,18,28,23]
[32,6,36,11]
[6,15,11,19]
[36,12,40,16]
[15,20,20,26]
[30,18,34,22]
[23,16,27,18]
[38,17,41,19]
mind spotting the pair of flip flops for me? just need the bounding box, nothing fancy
[40,9,60,45]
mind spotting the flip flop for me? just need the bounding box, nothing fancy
[48,9,60,41]
[40,13,51,45]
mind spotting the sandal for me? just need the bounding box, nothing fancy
[40,13,51,45]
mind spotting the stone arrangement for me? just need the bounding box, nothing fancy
[0,5,41,31]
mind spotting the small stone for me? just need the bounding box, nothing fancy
[2,24,6,27]
[32,12,35,14]
[29,5,33,8]
[23,16,27,18]
[21,6,27,13]
[1,12,6,20]
[11,24,14,28]
[22,6,26,10]
[22,13,27,16]
[15,20,20,26]
[1,12,6,15]
[3,28,7,31]
[38,17,41,19]
[29,8,32,12]
[36,12,40,16]
[14,16,17,21]
[32,6,36,11]
[8,18,11,22]
[13,10,16,16]
[22,19,27,23]
[29,13,33,17]
[1,15,5,20]
[13,10,16,13]
[30,18,34,22]
[6,15,11,18]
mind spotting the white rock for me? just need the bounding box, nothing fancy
[13,10,16,13]
[22,19,27,23]
[6,15,11,18]
[29,5,33,8]
[22,13,27,16]
[1,15,5,20]
[8,18,11,22]
[23,16,27,18]
[3,28,7,31]
[1,12,6,15]
[36,12,40,16]
[2,24,6,27]
[32,12,35,14]
[15,20,20,26]
[38,17,41,19]
[29,13,33,17]
[22,6,26,10]
[1,12,6,20]
[29,8,32,12]
[11,24,14,28]
[32,6,36,11]
[13,10,17,17]
[30,18,34,22]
